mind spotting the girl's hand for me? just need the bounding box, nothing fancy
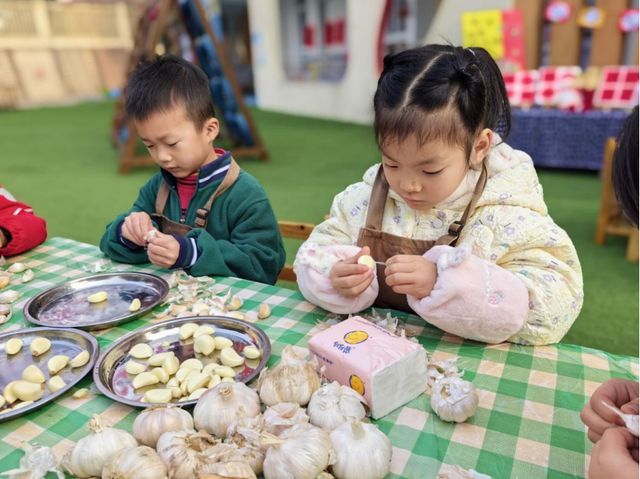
[329,246,374,297]
[588,427,638,479]
[122,212,154,246]
[147,232,180,268]
[385,254,437,300]
[581,379,639,443]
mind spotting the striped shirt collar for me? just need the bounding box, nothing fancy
[161,149,232,189]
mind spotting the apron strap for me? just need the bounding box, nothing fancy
[364,166,390,230]
[435,162,488,246]
[194,158,241,228]
[155,181,170,215]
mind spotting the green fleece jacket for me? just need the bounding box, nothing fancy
[100,155,285,285]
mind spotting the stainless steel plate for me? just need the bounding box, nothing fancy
[23,273,169,331]
[93,316,271,408]
[0,327,99,422]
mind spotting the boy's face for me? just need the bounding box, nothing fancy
[135,103,219,178]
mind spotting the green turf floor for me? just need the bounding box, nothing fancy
[0,100,637,356]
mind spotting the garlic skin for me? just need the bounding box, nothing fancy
[155,429,219,479]
[330,421,391,479]
[307,381,367,431]
[62,415,138,478]
[436,464,492,478]
[262,423,333,479]
[102,445,167,479]
[133,405,194,448]
[193,382,261,437]
[263,402,310,436]
[199,460,257,479]
[430,377,478,423]
[258,346,320,406]
[225,415,266,475]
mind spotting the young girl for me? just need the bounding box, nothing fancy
[294,45,583,345]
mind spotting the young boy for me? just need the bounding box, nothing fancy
[0,185,47,256]
[100,55,285,284]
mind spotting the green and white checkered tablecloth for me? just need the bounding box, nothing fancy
[0,238,637,479]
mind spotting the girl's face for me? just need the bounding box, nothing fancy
[380,130,492,211]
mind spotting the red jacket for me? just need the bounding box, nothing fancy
[0,188,47,257]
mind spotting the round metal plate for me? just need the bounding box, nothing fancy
[23,272,169,331]
[93,316,272,408]
[0,327,99,422]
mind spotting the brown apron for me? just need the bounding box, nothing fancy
[151,159,241,235]
[356,163,487,312]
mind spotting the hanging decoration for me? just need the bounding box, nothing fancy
[577,6,606,29]
[545,1,572,24]
[618,9,639,33]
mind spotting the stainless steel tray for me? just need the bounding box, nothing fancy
[0,327,99,422]
[23,272,169,331]
[93,316,272,408]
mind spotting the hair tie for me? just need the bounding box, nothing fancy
[467,48,476,56]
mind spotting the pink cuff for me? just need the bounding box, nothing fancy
[408,245,529,343]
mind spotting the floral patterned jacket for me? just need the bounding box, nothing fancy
[294,137,583,345]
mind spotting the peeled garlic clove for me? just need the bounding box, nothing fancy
[22,365,46,384]
[193,325,215,338]
[162,355,179,376]
[151,367,170,384]
[48,375,66,393]
[179,322,199,340]
[220,347,244,367]
[258,303,271,319]
[87,291,108,303]
[4,381,19,404]
[21,269,34,283]
[69,350,90,368]
[357,254,377,270]
[148,352,174,366]
[13,380,44,402]
[208,375,221,389]
[30,337,51,357]
[227,296,243,311]
[192,302,209,316]
[0,276,9,289]
[175,367,195,383]
[9,400,34,411]
[73,388,89,399]
[243,345,261,360]
[214,336,233,350]
[0,290,19,304]
[166,377,180,388]
[194,335,216,355]
[0,396,4,408]
[181,358,203,371]
[130,343,153,359]
[187,372,210,394]
[213,365,236,378]
[125,360,146,375]
[202,362,221,376]
[133,372,159,389]
[6,338,23,355]
[145,229,158,242]
[221,377,235,383]
[188,388,207,400]
[8,262,26,273]
[47,354,70,375]
[144,388,172,403]
[129,298,141,312]
[170,387,182,399]
[225,311,245,320]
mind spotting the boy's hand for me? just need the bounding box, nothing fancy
[147,232,180,268]
[122,212,154,246]
[581,379,639,443]
[588,427,638,479]
[385,254,437,300]
[330,246,374,297]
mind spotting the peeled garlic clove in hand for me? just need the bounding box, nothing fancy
[257,303,271,319]
[145,229,158,242]
[129,298,142,312]
[48,354,70,375]
[130,343,153,359]
[22,365,46,384]
[602,401,639,436]
[70,350,90,368]
[87,291,108,304]
[220,347,244,367]
[30,337,51,357]
[357,254,377,270]
[6,338,23,355]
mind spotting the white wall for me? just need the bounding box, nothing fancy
[248,0,385,124]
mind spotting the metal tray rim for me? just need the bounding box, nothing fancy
[93,315,272,408]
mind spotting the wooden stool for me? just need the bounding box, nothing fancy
[595,137,639,262]
[278,220,315,282]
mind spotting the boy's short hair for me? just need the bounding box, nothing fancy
[125,55,216,129]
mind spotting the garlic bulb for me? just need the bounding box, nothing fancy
[262,423,333,479]
[62,415,138,478]
[430,377,478,423]
[329,421,391,479]
[193,382,261,438]
[263,402,309,435]
[133,405,194,448]
[156,429,219,479]
[258,346,320,406]
[225,416,266,475]
[199,461,257,479]
[307,382,367,430]
[102,446,167,479]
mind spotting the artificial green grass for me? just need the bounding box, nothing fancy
[0,101,637,356]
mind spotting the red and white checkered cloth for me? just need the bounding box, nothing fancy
[593,66,639,109]
[503,70,538,106]
[534,66,583,110]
